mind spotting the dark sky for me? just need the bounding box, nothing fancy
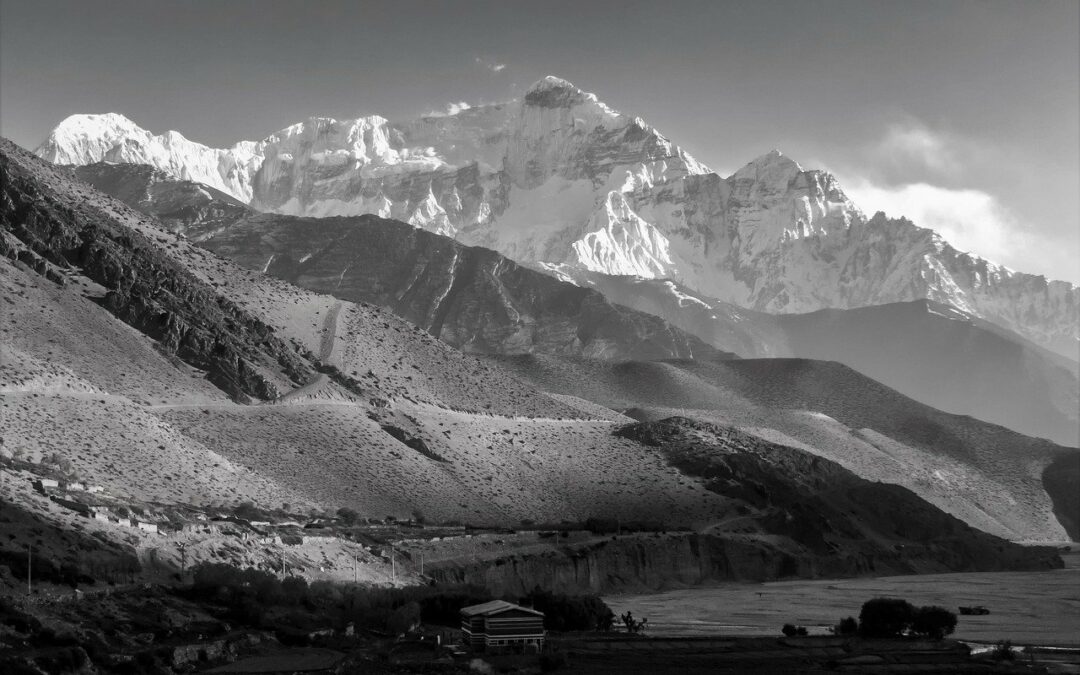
[2,0,1077,281]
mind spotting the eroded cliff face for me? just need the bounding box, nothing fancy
[425,531,1061,596]
[37,78,1078,357]
[426,417,1066,595]
[0,139,312,402]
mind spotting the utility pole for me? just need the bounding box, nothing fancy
[27,544,31,596]
[420,552,424,577]
[353,554,357,584]
[281,549,286,576]
[177,543,188,579]
[391,547,396,583]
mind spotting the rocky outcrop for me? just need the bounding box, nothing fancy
[36,78,1078,357]
[0,139,312,402]
[73,163,251,241]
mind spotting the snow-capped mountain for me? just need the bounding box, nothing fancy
[36,76,1078,357]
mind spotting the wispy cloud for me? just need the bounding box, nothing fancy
[842,179,1080,283]
[873,122,962,178]
[424,101,472,117]
[474,56,506,73]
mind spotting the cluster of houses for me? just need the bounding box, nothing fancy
[33,478,160,534]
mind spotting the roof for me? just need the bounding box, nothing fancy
[460,600,544,618]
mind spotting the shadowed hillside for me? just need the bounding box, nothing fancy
[572,273,1079,447]
[488,353,1080,542]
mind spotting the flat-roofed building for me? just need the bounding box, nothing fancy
[460,600,544,653]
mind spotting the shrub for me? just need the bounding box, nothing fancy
[859,598,915,638]
[233,502,261,521]
[837,616,859,635]
[336,508,360,525]
[991,640,1015,661]
[619,610,647,634]
[782,623,798,637]
[911,605,956,639]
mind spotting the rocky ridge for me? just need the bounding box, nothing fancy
[68,160,1079,445]
[37,77,1078,357]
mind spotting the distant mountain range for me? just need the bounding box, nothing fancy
[72,162,1079,447]
[37,76,1078,358]
[6,136,1074,586]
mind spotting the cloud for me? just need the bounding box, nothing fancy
[846,181,1015,260]
[828,120,1079,283]
[844,180,1077,282]
[425,101,472,117]
[474,56,506,73]
[874,123,961,177]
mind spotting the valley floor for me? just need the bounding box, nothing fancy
[606,547,1080,648]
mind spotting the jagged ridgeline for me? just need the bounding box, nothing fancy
[1,136,1074,574]
[73,161,1079,451]
[37,77,1078,358]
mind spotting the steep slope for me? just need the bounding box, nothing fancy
[37,78,1078,356]
[0,137,728,532]
[65,163,1076,447]
[487,354,1080,542]
[73,161,250,240]
[200,213,724,360]
[772,301,1079,447]
[567,273,1079,447]
[1,136,1070,595]
[66,162,725,361]
[616,418,1061,575]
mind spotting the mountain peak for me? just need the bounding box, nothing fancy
[50,112,143,138]
[524,75,591,108]
[527,75,579,94]
[731,149,803,182]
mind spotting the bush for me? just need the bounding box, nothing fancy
[782,623,798,637]
[233,502,262,521]
[336,508,360,525]
[859,598,915,638]
[991,640,1016,661]
[911,605,956,639]
[836,616,859,635]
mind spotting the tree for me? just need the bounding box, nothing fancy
[859,598,915,638]
[336,507,360,525]
[837,616,859,635]
[234,501,261,521]
[620,611,647,634]
[782,623,798,637]
[911,606,957,639]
